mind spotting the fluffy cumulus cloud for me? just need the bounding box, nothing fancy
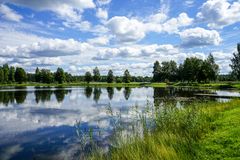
[197,0,240,28]
[0,26,46,48]
[107,16,146,42]
[87,36,109,45]
[1,0,95,21]
[179,27,222,47]
[0,38,92,58]
[161,13,193,33]
[107,13,193,42]
[0,4,22,22]
[93,44,181,60]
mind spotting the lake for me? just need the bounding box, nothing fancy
[0,86,239,160]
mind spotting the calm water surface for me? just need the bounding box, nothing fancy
[0,86,239,160]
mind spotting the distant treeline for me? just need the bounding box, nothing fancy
[0,43,240,84]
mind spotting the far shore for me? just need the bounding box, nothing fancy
[0,82,240,90]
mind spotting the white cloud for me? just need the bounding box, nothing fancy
[96,8,108,20]
[0,4,23,22]
[148,12,168,23]
[2,0,95,21]
[197,0,240,29]
[93,44,180,60]
[179,27,222,47]
[107,16,146,42]
[107,13,193,42]
[0,38,92,58]
[161,13,193,33]
[96,0,111,6]
[87,36,109,45]
[0,26,46,48]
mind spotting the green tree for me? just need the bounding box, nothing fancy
[152,61,161,82]
[15,67,27,84]
[161,61,178,82]
[0,67,4,83]
[205,54,219,81]
[93,67,101,82]
[182,57,203,82]
[3,64,9,83]
[8,66,15,82]
[123,69,131,83]
[55,68,66,84]
[230,43,240,80]
[65,72,73,82]
[35,67,41,82]
[85,71,92,83]
[107,70,114,83]
[41,69,54,84]
[177,64,184,81]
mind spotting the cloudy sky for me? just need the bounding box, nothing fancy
[0,0,239,76]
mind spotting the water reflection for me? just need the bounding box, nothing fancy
[153,87,210,107]
[35,90,53,103]
[34,89,71,103]
[0,90,27,105]
[116,87,122,91]
[85,87,93,99]
[93,88,102,103]
[107,87,114,100]
[123,87,131,100]
[0,86,239,160]
[54,89,71,103]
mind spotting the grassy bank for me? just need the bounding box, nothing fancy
[89,99,240,160]
[0,82,167,88]
[173,82,240,90]
[0,81,240,90]
[199,104,240,159]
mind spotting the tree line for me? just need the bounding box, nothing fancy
[153,54,219,82]
[0,43,239,84]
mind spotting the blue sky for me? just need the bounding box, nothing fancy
[0,0,240,75]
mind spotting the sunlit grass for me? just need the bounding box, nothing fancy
[88,99,240,160]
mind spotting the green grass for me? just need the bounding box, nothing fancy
[173,82,240,90]
[0,82,167,88]
[0,81,239,90]
[199,104,240,159]
[89,100,240,160]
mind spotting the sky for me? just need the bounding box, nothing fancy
[0,0,239,76]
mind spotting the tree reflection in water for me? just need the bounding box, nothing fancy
[107,87,114,100]
[35,90,53,103]
[84,86,93,99]
[93,88,102,103]
[0,88,27,105]
[54,89,71,103]
[123,87,131,100]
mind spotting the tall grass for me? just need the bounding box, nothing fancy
[85,99,240,160]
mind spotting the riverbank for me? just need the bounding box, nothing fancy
[172,82,240,90]
[0,82,240,90]
[0,82,166,88]
[90,99,240,160]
